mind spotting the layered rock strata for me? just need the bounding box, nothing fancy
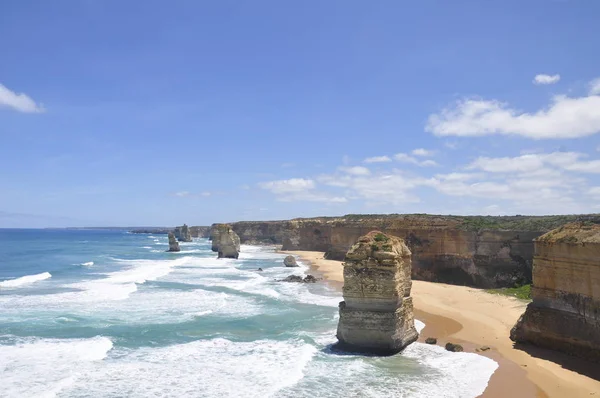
[214,214,599,288]
[336,231,418,354]
[167,232,180,252]
[211,224,241,259]
[510,222,600,362]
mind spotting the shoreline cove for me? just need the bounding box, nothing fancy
[281,250,600,398]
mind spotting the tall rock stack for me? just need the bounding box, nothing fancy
[511,222,600,362]
[336,231,418,354]
[166,232,181,252]
[211,224,241,259]
[175,224,193,242]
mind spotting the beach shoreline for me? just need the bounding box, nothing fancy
[281,250,600,398]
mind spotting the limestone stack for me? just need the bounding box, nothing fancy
[175,224,193,242]
[166,232,180,252]
[510,222,600,362]
[336,231,418,354]
[211,224,241,259]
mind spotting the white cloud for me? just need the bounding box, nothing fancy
[467,152,600,174]
[338,166,371,176]
[174,191,190,197]
[589,78,600,95]
[258,178,315,194]
[426,78,600,139]
[589,187,600,198]
[364,155,392,163]
[0,83,45,113]
[533,74,560,85]
[200,192,211,197]
[394,153,438,167]
[258,178,346,203]
[411,148,435,157]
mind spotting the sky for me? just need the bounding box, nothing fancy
[1,0,600,227]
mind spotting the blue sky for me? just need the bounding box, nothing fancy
[1,0,599,227]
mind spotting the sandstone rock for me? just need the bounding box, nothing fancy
[335,231,418,355]
[425,337,437,344]
[175,224,193,242]
[210,224,241,259]
[510,222,600,362]
[166,232,180,252]
[283,255,298,267]
[445,343,463,352]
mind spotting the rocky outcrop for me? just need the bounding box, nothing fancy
[166,232,180,252]
[335,231,418,355]
[279,275,318,283]
[510,222,600,362]
[174,224,193,242]
[283,255,298,267]
[211,224,241,259]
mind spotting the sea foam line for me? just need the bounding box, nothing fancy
[0,272,52,288]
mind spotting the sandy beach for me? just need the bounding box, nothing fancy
[282,250,600,398]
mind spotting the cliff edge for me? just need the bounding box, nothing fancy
[510,222,600,362]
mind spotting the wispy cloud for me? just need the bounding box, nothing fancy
[426,77,600,139]
[411,148,435,157]
[338,166,370,176]
[0,83,45,113]
[363,155,392,163]
[394,153,438,167]
[533,74,560,85]
[258,178,346,203]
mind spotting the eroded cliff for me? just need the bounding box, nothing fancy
[510,222,600,362]
[215,214,600,288]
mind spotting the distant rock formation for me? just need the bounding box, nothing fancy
[174,224,193,242]
[335,231,418,355]
[166,232,180,252]
[283,255,298,267]
[211,224,241,259]
[510,222,600,362]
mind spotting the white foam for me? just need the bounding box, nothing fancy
[0,272,52,288]
[0,336,112,398]
[61,338,316,397]
[80,261,94,267]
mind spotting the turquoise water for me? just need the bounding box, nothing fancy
[0,229,497,397]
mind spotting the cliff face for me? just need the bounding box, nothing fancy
[510,222,600,362]
[221,214,600,288]
[336,231,418,354]
[189,226,211,238]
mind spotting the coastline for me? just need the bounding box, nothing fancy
[282,250,600,398]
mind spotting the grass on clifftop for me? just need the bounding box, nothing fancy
[486,284,532,301]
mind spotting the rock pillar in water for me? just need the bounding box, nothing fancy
[175,224,193,242]
[510,222,600,362]
[167,232,181,252]
[211,224,241,259]
[336,231,418,354]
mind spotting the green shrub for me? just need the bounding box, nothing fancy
[373,233,388,242]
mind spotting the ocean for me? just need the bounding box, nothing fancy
[0,229,497,398]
